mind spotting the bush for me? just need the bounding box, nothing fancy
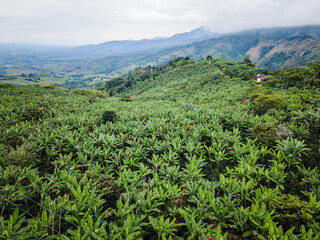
[252,123,276,148]
[243,57,255,67]
[0,83,11,88]
[39,81,61,89]
[248,88,284,112]
[2,142,39,168]
[265,79,281,88]
[102,110,117,123]
[119,96,132,102]
[254,94,283,111]
[269,194,314,231]
[249,88,272,100]
[72,88,108,98]
[212,69,222,80]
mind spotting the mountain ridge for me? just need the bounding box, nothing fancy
[1,25,320,89]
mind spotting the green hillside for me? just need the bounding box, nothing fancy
[1,58,320,239]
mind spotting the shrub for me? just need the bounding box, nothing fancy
[39,81,61,89]
[102,110,117,123]
[252,123,276,148]
[243,57,255,67]
[254,94,284,111]
[72,88,108,98]
[269,194,314,231]
[248,88,284,112]
[120,96,132,102]
[265,79,281,88]
[286,72,303,82]
[2,142,39,168]
[212,69,222,80]
[0,83,11,88]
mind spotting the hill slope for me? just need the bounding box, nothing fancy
[1,58,320,239]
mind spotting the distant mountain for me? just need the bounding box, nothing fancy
[237,25,320,39]
[69,29,320,75]
[71,27,223,57]
[142,32,320,70]
[1,25,320,87]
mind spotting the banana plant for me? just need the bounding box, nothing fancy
[297,165,319,191]
[27,175,54,216]
[162,149,180,166]
[267,160,287,191]
[41,195,68,235]
[45,145,59,168]
[147,154,164,172]
[162,180,181,202]
[243,201,277,239]
[161,164,182,183]
[0,185,21,218]
[259,146,270,163]
[254,186,280,204]
[0,208,48,240]
[204,144,215,161]
[67,215,108,240]
[212,224,228,240]
[231,159,259,180]
[187,186,211,220]
[130,188,164,215]
[298,224,320,240]
[64,185,105,225]
[179,208,213,240]
[239,177,257,208]
[207,197,232,228]
[182,154,207,181]
[212,148,229,170]
[149,215,184,240]
[276,137,310,169]
[229,206,249,233]
[122,156,140,170]
[28,214,58,240]
[171,136,184,156]
[109,214,148,240]
[117,168,143,193]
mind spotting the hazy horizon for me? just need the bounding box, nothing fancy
[1,0,320,46]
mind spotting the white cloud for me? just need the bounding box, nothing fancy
[0,0,319,45]
[206,0,320,32]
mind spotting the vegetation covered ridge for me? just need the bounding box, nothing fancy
[0,57,320,239]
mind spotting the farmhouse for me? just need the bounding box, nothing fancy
[256,74,267,83]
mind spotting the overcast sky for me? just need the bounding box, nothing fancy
[0,0,319,46]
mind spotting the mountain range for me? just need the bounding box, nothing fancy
[1,25,320,87]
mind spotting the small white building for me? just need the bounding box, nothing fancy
[256,74,267,83]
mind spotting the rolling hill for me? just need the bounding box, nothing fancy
[1,56,320,239]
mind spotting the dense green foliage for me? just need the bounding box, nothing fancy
[1,57,320,239]
[71,89,109,99]
[105,57,263,95]
[269,194,314,231]
[269,62,320,88]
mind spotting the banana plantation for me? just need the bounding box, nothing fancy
[1,58,320,239]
